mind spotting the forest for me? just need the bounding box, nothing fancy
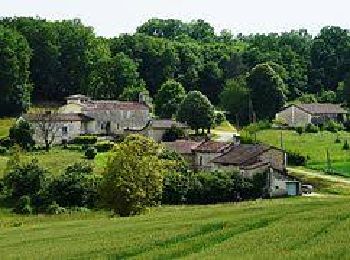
[1,17,350,124]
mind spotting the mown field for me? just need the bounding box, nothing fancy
[255,130,350,177]
[1,197,350,259]
[0,118,15,138]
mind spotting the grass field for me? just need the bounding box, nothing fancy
[0,118,15,138]
[1,197,350,259]
[254,129,350,176]
[0,147,108,177]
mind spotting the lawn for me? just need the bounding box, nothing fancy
[1,197,350,259]
[0,118,15,138]
[0,147,108,177]
[253,129,350,175]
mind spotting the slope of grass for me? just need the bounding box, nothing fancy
[0,147,108,178]
[1,197,350,259]
[0,118,15,138]
[254,129,350,175]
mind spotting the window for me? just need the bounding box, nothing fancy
[62,126,68,135]
[275,186,279,190]
[199,156,203,166]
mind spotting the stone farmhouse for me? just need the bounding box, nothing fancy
[164,139,300,197]
[276,103,348,127]
[26,93,187,144]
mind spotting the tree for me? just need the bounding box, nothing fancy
[9,117,35,150]
[87,52,144,99]
[0,25,32,116]
[154,79,186,118]
[199,61,224,104]
[247,63,287,120]
[99,135,165,216]
[220,77,250,126]
[162,125,185,142]
[28,110,60,151]
[177,91,215,133]
[119,85,148,101]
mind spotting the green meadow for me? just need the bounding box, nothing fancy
[255,129,350,176]
[1,197,350,259]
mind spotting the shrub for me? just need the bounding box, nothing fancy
[162,171,190,204]
[162,125,185,142]
[48,162,102,208]
[0,146,7,155]
[324,120,343,133]
[214,112,226,126]
[343,120,350,131]
[9,117,35,150]
[99,135,165,217]
[335,135,341,143]
[95,141,114,153]
[287,151,308,166]
[85,147,97,160]
[46,202,66,215]
[305,123,318,133]
[343,140,350,150]
[3,159,48,201]
[295,126,304,135]
[14,195,32,215]
[0,137,13,149]
[72,135,97,145]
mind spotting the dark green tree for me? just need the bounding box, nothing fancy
[0,26,32,116]
[154,79,186,118]
[247,63,287,120]
[177,91,215,133]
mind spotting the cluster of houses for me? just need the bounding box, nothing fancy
[29,94,350,198]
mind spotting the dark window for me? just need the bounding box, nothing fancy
[275,186,279,190]
[62,126,68,135]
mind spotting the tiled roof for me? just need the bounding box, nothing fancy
[212,144,270,165]
[295,103,347,115]
[151,120,188,129]
[25,113,93,122]
[163,140,201,154]
[193,141,230,153]
[82,101,149,111]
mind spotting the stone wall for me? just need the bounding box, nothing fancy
[276,105,311,127]
[258,148,285,172]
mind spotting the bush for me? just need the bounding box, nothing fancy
[95,141,114,153]
[343,140,350,150]
[324,120,343,133]
[287,151,308,166]
[85,147,97,160]
[72,135,97,145]
[3,159,48,201]
[214,112,226,126]
[9,117,35,150]
[46,202,66,215]
[0,146,7,155]
[162,125,185,142]
[0,137,13,149]
[162,170,261,205]
[48,162,102,208]
[335,136,341,143]
[343,120,350,131]
[305,123,318,133]
[295,126,304,135]
[14,195,32,215]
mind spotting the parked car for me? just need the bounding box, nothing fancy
[301,184,313,194]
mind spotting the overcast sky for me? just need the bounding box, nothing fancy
[1,0,350,37]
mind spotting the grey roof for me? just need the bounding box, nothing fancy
[82,101,149,111]
[212,144,270,165]
[295,103,347,115]
[163,140,201,154]
[151,120,188,129]
[25,113,93,122]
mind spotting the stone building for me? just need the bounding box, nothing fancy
[26,93,187,144]
[276,103,348,127]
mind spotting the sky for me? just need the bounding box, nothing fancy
[1,0,350,37]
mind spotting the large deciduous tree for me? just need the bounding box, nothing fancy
[0,26,32,116]
[154,79,186,118]
[99,135,165,217]
[247,63,287,120]
[177,91,215,133]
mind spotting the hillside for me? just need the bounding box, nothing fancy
[1,197,350,259]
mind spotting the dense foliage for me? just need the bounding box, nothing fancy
[2,17,350,123]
